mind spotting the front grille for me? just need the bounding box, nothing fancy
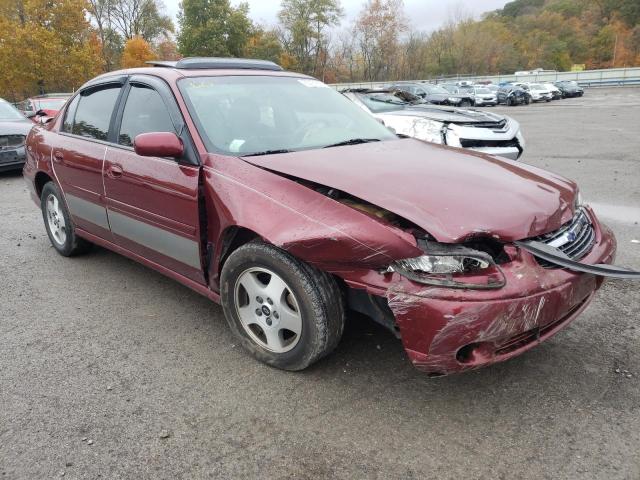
[531,208,595,268]
[459,138,520,149]
[458,119,506,129]
[0,135,25,150]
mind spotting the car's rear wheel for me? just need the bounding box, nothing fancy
[460,99,472,108]
[41,182,92,256]
[220,242,345,371]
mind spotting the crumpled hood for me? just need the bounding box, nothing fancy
[242,138,577,243]
[389,105,506,125]
[0,119,32,136]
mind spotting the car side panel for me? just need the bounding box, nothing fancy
[51,135,112,239]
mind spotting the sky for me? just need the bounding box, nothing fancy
[163,0,511,33]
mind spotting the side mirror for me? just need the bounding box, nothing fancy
[134,132,183,158]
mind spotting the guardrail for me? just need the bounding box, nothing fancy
[330,67,640,90]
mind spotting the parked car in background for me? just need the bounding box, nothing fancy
[497,85,531,106]
[18,93,71,123]
[543,83,563,100]
[391,83,475,107]
[470,86,498,106]
[343,89,524,160]
[555,81,584,98]
[440,83,460,94]
[24,58,631,376]
[0,98,32,172]
[527,83,553,102]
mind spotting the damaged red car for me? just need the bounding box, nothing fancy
[24,58,635,375]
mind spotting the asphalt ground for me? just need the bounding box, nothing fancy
[1,87,639,480]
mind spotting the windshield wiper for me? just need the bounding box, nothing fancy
[324,138,381,148]
[243,149,292,157]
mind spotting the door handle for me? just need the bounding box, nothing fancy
[107,163,124,178]
[53,151,63,162]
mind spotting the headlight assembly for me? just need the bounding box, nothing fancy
[387,242,506,290]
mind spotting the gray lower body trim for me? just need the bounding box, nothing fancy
[108,210,201,269]
[66,194,110,230]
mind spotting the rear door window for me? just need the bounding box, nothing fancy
[72,86,121,141]
[118,85,175,147]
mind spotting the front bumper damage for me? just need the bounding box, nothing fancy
[0,145,26,172]
[344,211,627,376]
[445,119,524,160]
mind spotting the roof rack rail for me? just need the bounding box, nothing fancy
[146,57,283,71]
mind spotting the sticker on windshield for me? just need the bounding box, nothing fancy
[298,79,329,88]
[229,139,246,152]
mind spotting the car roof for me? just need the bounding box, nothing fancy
[82,57,310,90]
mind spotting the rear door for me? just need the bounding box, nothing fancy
[103,75,205,284]
[54,81,124,239]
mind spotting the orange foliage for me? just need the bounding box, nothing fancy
[121,36,156,68]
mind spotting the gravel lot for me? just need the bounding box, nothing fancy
[1,87,639,480]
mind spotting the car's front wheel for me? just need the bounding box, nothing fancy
[40,182,92,256]
[220,242,345,371]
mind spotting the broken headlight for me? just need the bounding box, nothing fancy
[393,255,490,274]
[387,242,506,290]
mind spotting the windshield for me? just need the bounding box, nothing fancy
[475,88,491,94]
[0,101,26,121]
[180,76,396,155]
[33,98,67,111]
[425,85,449,95]
[530,84,544,90]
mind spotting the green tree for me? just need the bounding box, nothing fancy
[177,0,253,57]
[246,28,284,64]
[278,0,343,76]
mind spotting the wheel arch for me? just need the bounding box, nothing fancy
[215,225,261,279]
[34,171,54,198]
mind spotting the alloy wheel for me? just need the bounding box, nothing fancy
[234,267,302,353]
[46,193,67,246]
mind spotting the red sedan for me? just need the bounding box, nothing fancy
[23,58,633,375]
[19,94,71,123]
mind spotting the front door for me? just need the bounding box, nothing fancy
[103,78,204,284]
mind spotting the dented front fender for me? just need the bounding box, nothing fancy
[203,155,423,285]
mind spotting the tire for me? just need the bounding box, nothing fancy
[40,182,92,256]
[460,100,472,108]
[220,242,345,371]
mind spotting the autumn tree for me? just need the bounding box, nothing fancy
[121,36,156,67]
[245,28,284,64]
[0,0,102,101]
[277,0,343,77]
[177,0,253,57]
[87,0,172,70]
[156,38,181,61]
[109,0,173,41]
[354,0,407,81]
